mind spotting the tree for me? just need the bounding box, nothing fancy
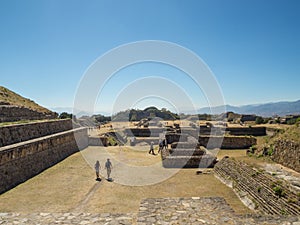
[59,112,73,119]
[255,116,264,124]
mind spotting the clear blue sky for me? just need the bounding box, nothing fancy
[1,0,299,114]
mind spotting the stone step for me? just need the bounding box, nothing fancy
[162,155,217,168]
[214,157,300,216]
[169,148,206,156]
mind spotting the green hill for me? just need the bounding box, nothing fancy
[112,106,180,121]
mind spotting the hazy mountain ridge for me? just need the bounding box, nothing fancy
[53,100,300,118]
[198,100,300,117]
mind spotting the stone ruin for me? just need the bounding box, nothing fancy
[215,157,300,215]
[161,141,218,168]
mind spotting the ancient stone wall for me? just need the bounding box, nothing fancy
[182,126,266,136]
[0,105,57,123]
[226,127,266,136]
[214,157,300,215]
[124,128,164,137]
[199,136,256,149]
[0,119,73,147]
[271,140,300,173]
[0,128,88,194]
[165,133,188,144]
[161,143,217,168]
[89,136,108,146]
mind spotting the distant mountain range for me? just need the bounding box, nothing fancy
[197,100,300,117]
[50,107,109,117]
[52,100,300,118]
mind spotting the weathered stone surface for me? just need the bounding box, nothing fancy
[0,105,57,123]
[161,146,217,168]
[165,133,188,144]
[199,135,256,149]
[0,119,73,147]
[89,136,108,146]
[0,128,88,194]
[214,157,300,215]
[0,197,299,224]
[182,126,266,136]
[124,128,164,137]
[226,127,266,136]
[137,197,300,225]
[271,139,300,173]
[162,155,217,168]
[0,213,136,224]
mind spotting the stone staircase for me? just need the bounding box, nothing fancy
[214,157,300,216]
[161,142,217,168]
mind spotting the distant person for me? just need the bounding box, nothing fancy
[130,136,136,146]
[163,139,168,150]
[149,141,155,155]
[105,158,113,180]
[158,139,163,153]
[94,160,101,181]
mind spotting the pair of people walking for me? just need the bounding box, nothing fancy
[158,139,167,153]
[94,158,113,181]
[149,139,168,155]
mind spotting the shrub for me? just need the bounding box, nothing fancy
[255,116,264,124]
[257,186,262,193]
[287,118,297,125]
[267,146,274,156]
[273,186,285,197]
[59,112,73,119]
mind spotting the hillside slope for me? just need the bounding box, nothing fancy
[0,86,57,123]
[0,86,52,114]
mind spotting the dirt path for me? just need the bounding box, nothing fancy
[71,181,103,212]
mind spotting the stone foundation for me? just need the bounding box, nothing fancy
[199,136,256,149]
[162,154,217,168]
[161,142,217,168]
[165,133,188,144]
[271,139,300,173]
[89,136,108,146]
[124,128,164,137]
[226,127,266,136]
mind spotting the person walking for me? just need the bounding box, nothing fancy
[105,158,113,181]
[158,139,163,153]
[94,160,101,181]
[149,141,155,155]
[163,138,168,150]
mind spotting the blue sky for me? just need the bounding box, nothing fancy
[1,0,299,114]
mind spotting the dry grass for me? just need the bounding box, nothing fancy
[0,153,95,212]
[0,86,51,113]
[0,147,251,214]
[85,169,249,214]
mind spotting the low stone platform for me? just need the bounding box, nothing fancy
[137,197,300,225]
[1,197,299,224]
[0,212,136,225]
[162,155,217,168]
